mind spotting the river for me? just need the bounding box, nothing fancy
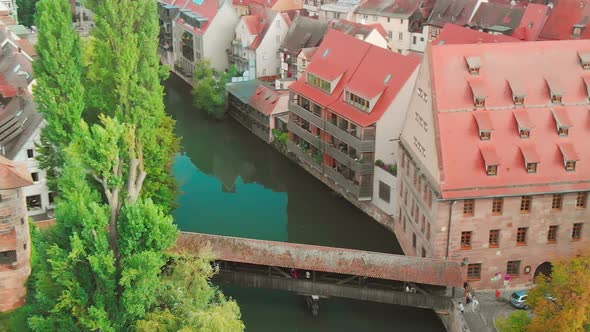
[165,74,445,331]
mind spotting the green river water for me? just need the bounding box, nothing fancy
[166,75,445,332]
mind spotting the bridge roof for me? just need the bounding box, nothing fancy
[177,232,464,287]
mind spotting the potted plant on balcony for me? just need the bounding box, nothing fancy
[375,159,385,167]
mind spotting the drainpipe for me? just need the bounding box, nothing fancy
[445,200,456,297]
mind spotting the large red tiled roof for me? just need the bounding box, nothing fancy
[243,15,263,34]
[433,23,520,45]
[540,0,590,40]
[429,39,590,198]
[167,0,219,35]
[0,156,32,189]
[248,84,289,115]
[290,29,419,127]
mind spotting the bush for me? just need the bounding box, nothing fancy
[375,159,384,167]
[272,129,288,144]
[388,164,397,176]
[496,311,532,332]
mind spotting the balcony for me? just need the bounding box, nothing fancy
[324,166,360,197]
[324,121,375,152]
[289,101,323,128]
[287,122,322,149]
[287,140,322,171]
[324,144,373,175]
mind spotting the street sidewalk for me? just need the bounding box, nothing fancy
[461,289,517,332]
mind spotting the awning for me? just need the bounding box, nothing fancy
[558,142,579,161]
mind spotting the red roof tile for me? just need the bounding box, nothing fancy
[0,156,32,189]
[290,29,419,127]
[248,84,289,115]
[243,15,263,34]
[429,39,590,198]
[433,23,520,45]
[169,0,220,35]
[540,0,590,40]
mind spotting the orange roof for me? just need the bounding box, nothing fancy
[429,39,590,198]
[248,84,289,116]
[540,0,590,40]
[290,29,420,127]
[0,155,32,189]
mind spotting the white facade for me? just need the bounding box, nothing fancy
[355,13,427,54]
[372,66,419,215]
[254,14,290,77]
[409,30,427,53]
[12,121,53,218]
[359,29,388,49]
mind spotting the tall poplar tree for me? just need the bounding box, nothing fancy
[33,0,84,192]
[84,0,179,212]
[16,0,40,27]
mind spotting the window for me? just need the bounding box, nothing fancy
[480,131,491,140]
[263,69,267,75]
[475,97,486,107]
[514,96,524,105]
[463,199,474,217]
[426,223,431,240]
[507,260,520,276]
[400,19,404,24]
[412,232,416,248]
[487,165,497,176]
[565,160,576,172]
[48,192,56,205]
[552,194,562,210]
[275,35,280,43]
[552,94,563,104]
[413,36,417,44]
[388,31,392,39]
[276,19,280,27]
[0,250,17,265]
[520,196,532,213]
[517,227,528,245]
[461,231,472,249]
[420,37,424,42]
[378,181,390,203]
[421,247,426,258]
[520,129,530,138]
[26,195,42,211]
[421,215,426,233]
[307,73,331,93]
[489,229,499,248]
[427,190,433,208]
[26,149,34,158]
[558,127,569,136]
[13,64,21,73]
[527,162,537,173]
[548,225,558,243]
[492,198,503,215]
[373,15,378,21]
[572,223,582,241]
[398,32,403,40]
[345,90,370,112]
[31,172,39,182]
[403,215,406,232]
[576,192,587,208]
[467,263,481,280]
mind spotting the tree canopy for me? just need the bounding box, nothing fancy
[192,60,237,119]
[17,0,40,27]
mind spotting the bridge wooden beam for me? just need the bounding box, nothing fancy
[270,266,292,279]
[336,275,359,285]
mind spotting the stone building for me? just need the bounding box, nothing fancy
[0,156,33,312]
[396,25,590,289]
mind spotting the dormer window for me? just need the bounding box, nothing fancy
[519,129,530,138]
[307,72,331,93]
[508,78,526,106]
[514,110,533,139]
[579,52,590,70]
[487,165,497,176]
[526,162,538,173]
[480,131,491,140]
[552,108,572,137]
[480,145,500,177]
[513,96,524,105]
[465,56,481,76]
[558,142,579,172]
[474,111,492,140]
[469,80,486,108]
[345,90,370,112]
[583,76,590,101]
[546,77,564,104]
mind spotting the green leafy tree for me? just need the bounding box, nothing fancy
[527,254,590,332]
[84,0,179,212]
[496,311,532,332]
[16,0,40,27]
[192,60,238,119]
[33,0,85,192]
[136,253,245,332]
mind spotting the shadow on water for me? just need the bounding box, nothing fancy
[164,74,445,331]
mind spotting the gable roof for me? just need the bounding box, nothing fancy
[249,84,289,115]
[540,0,590,40]
[468,2,525,33]
[427,0,479,28]
[330,19,386,40]
[280,16,329,56]
[429,39,590,198]
[355,0,422,18]
[320,0,362,14]
[246,9,289,50]
[166,0,220,35]
[290,29,420,127]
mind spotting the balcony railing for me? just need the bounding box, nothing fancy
[287,122,322,149]
[289,101,323,128]
[324,121,375,152]
[324,144,373,175]
[287,140,322,171]
[324,166,360,197]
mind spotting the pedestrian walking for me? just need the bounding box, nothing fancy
[459,302,464,314]
[465,290,472,305]
[472,297,480,312]
[305,271,311,279]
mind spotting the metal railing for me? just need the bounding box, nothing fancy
[289,101,324,128]
[287,122,322,149]
[324,121,375,152]
[324,144,373,175]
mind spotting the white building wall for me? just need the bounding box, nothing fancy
[362,29,388,49]
[356,14,411,54]
[203,2,239,72]
[372,67,419,215]
[409,30,427,53]
[12,122,52,217]
[254,14,290,77]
